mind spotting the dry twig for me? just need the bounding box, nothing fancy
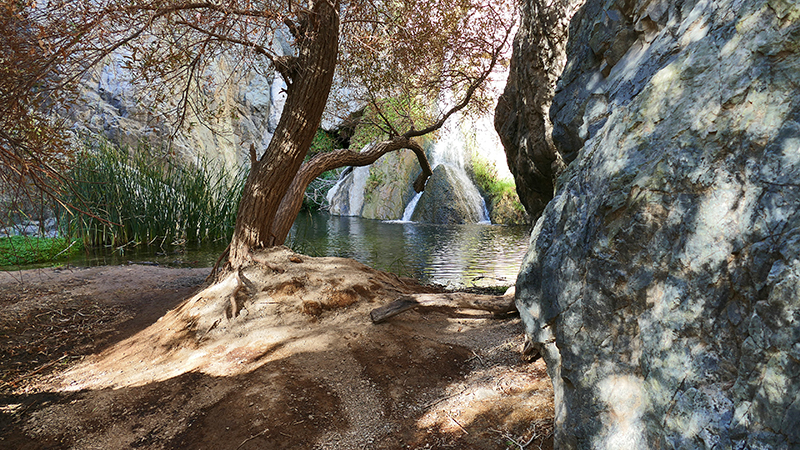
[235,428,270,450]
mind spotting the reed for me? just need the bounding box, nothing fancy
[61,140,247,248]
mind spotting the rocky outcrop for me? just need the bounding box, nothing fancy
[412,165,488,224]
[494,0,584,220]
[512,0,800,448]
[70,34,293,172]
[327,148,421,220]
[487,191,529,226]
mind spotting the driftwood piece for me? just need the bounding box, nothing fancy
[370,293,517,324]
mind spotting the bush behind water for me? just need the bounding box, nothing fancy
[470,157,529,225]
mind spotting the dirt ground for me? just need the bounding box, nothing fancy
[0,248,554,450]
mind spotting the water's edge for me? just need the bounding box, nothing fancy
[8,212,529,289]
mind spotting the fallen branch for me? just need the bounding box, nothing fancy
[370,293,516,324]
[236,428,270,450]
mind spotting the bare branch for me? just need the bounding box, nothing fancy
[269,135,433,243]
[404,23,513,139]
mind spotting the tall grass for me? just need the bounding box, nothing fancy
[61,141,247,248]
[471,156,517,200]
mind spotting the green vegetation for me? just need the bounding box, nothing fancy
[309,129,337,156]
[362,170,385,205]
[470,157,529,225]
[61,140,247,247]
[0,236,83,267]
[348,97,435,152]
[472,157,516,200]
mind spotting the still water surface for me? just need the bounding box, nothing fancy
[288,212,530,288]
[61,212,531,288]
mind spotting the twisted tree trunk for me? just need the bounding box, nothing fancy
[227,0,340,268]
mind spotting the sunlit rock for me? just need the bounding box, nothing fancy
[512,0,800,447]
[412,165,488,224]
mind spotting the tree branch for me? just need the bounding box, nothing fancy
[173,19,298,81]
[403,24,513,139]
[269,136,432,243]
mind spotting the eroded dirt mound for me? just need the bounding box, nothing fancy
[1,247,554,449]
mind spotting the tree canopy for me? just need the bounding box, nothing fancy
[0,0,514,268]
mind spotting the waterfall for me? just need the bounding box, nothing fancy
[401,192,423,222]
[326,144,374,216]
[425,119,491,223]
[329,111,508,224]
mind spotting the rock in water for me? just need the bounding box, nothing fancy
[326,149,420,220]
[512,0,800,448]
[412,165,487,224]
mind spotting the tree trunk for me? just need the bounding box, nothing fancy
[270,136,433,244]
[227,0,340,268]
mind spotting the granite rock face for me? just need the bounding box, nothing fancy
[70,34,294,172]
[513,0,800,448]
[412,165,488,224]
[494,0,584,220]
[327,148,421,220]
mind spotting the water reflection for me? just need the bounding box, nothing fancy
[28,212,530,289]
[289,211,530,288]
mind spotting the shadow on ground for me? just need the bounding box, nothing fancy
[0,260,554,449]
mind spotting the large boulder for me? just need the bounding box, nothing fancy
[493,0,583,220]
[412,165,487,224]
[360,150,422,220]
[513,0,800,448]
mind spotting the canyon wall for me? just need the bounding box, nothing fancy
[70,34,294,173]
[504,0,800,447]
[494,0,583,220]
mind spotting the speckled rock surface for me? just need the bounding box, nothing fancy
[359,150,421,221]
[514,0,800,448]
[70,33,294,172]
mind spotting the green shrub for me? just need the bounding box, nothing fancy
[470,157,528,224]
[0,236,83,267]
[309,129,337,156]
[471,157,514,198]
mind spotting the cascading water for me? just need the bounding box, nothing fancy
[401,192,423,222]
[326,147,372,216]
[328,104,509,224]
[400,118,491,223]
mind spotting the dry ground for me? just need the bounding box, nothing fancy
[0,248,553,449]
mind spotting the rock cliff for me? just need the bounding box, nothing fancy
[327,148,421,220]
[494,0,583,220]
[70,34,294,172]
[507,0,800,448]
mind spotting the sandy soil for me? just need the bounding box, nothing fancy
[0,248,553,449]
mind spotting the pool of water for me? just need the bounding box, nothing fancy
[288,212,531,288]
[20,212,531,288]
